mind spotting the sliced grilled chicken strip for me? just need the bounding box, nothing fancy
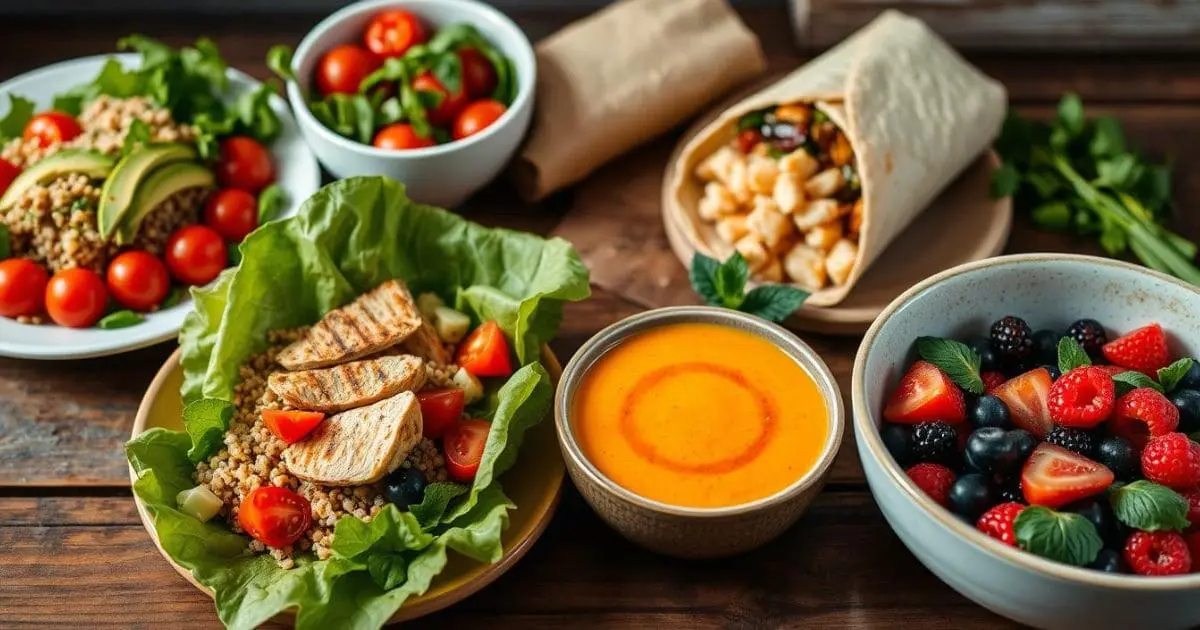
[267,355,426,413]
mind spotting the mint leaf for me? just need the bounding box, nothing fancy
[689,252,747,309]
[689,253,722,306]
[1014,506,1102,567]
[916,337,984,395]
[740,285,808,323]
[1158,358,1195,393]
[1113,371,1163,396]
[1057,337,1091,374]
[97,310,145,330]
[1109,480,1190,532]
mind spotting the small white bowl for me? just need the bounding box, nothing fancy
[287,0,535,208]
[854,254,1200,630]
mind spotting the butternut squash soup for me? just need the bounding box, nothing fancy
[572,322,830,508]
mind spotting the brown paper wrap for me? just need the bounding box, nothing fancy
[667,11,1007,307]
[510,0,766,202]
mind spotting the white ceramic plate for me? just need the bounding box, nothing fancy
[0,54,321,360]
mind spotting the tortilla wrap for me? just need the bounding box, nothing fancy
[668,11,1007,306]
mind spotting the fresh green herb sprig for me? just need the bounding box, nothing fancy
[993,94,1200,285]
[689,252,808,323]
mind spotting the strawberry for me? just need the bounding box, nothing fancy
[981,371,1006,393]
[1111,388,1180,449]
[976,502,1025,546]
[1021,442,1115,508]
[883,361,966,424]
[1047,366,1116,428]
[1141,433,1200,489]
[906,462,956,507]
[992,368,1054,438]
[1102,324,1171,375]
[1124,530,1191,576]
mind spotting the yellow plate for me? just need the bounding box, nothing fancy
[129,347,565,624]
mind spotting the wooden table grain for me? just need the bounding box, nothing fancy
[2,7,1199,629]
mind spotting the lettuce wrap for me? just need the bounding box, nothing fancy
[125,176,590,629]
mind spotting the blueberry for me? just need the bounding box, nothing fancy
[1065,498,1126,549]
[970,395,1011,429]
[881,423,914,467]
[965,427,1028,476]
[1095,436,1139,482]
[1009,429,1037,462]
[1041,364,1062,381]
[1177,359,1200,391]
[948,473,995,520]
[1032,330,1060,365]
[384,468,427,508]
[967,335,1001,372]
[1170,389,1200,434]
[1087,548,1127,574]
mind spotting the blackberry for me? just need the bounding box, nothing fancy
[1044,426,1096,458]
[912,421,958,465]
[991,316,1034,363]
[1066,319,1108,358]
[998,477,1026,504]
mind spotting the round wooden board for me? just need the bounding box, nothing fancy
[129,347,565,624]
[661,102,1013,335]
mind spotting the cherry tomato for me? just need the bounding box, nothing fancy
[105,250,169,312]
[23,111,82,148]
[203,188,259,242]
[237,485,312,548]
[0,160,20,198]
[262,409,326,444]
[458,47,497,98]
[443,419,491,482]
[452,100,506,141]
[417,388,466,439]
[165,225,228,286]
[372,123,436,151]
[735,129,762,154]
[364,9,427,58]
[412,71,467,128]
[455,320,513,377]
[216,137,275,193]
[44,268,107,328]
[315,44,381,96]
[0,258,49,318]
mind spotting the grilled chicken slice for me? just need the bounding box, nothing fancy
[282,391,423,486]
[400,320,453,365]
[267,355,426,413]
[278,280,423,370]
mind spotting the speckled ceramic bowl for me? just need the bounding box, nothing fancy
[854,254,1200,630]
[555,306,844,558]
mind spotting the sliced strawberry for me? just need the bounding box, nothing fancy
[1102,324,1170,375]
[1021,443,1115,508]
[883,360,966,424]
[992,368,1054,438]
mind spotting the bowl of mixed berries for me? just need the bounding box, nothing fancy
[853,254,1200,630]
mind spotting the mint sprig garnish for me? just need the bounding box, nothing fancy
[916,337,985,395]
[689,253,809,324]
[1109,480,1190,532]
[1014,506,1102,567]
[1057,336,1091,374]
[1113,371,1163,396]
[1158,358,1196,393]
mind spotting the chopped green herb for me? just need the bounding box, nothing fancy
[689,252,808,323]
[97,310,145,330]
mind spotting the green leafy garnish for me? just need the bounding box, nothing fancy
[0,94,34,141]
[1109,480,1190,532]
[97,310,145,329]
[1014,506,1103,567]
[120,119,152,157]
[160,286,186,310]
[1057,336,1091,374]
[689,252,808,323]
[1113,370,1163,395]
[915,337,984,395]
[1158,358,1196,393]
[409,483,469,529]
[256,183,286,224]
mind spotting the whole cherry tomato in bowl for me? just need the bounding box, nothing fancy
[364,9,426,58]
[412,71,467,128]
[372,124,435,151]
[452,99,507,141]
[458,47,497,98]
[23,111,82,148]
[216,137,275,193]
[316,44,381,96]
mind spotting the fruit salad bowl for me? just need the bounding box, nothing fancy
[853,253,1200,630]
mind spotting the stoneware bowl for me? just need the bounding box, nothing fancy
[555,306,845,558]
[286,0,535,208]
[854,253,1200,630]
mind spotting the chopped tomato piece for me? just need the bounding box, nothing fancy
[417,388,465,439]
[456,321,513,377]
[444,419,491,482]
[883,360,966,424]
[262,409,325,444]
[237,485,312,548]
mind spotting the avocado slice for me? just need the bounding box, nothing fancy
[0,150,115,209]
[97,143,197,240]
[115,162,215,245]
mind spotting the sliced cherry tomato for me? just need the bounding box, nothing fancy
[455,320,513,377]
[452,99,506,141]
[735,129,762,154]
[105,250,169,312]
[216,137,275,193]
[237,485,312,548]
[44,268,107,328]
[0,258,49,318]
[364,9,427,58]
[458,47,497,98]
[412,71,467,128]
[316,44,382,96]
[262,409,326,444]
[203,188,259,242]
[165,225,228,286]
[417,388,466,439]
[23,111,82,148]
[372,123,436,150]
[0,160,20,197]
[444,419,491,482]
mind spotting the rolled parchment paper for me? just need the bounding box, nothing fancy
[510,0,766,202]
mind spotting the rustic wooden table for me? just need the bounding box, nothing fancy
[2,6,1199,629]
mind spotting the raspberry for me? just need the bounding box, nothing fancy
[1141,433,1200,489]
[906,462,956,507]
[976,502,1025,546]
[1047,366,1115,428]
[991,316,1034,362]
[1112,388,1180,449]
[1044,426,1096,458]
[1181,487,1200,528]
[981,371,1006,393]
[1124,530,1192,576]
[1095,365,1126,377]
[1102,324,1171,375]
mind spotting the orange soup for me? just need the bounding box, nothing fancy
[571,322,829,508]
